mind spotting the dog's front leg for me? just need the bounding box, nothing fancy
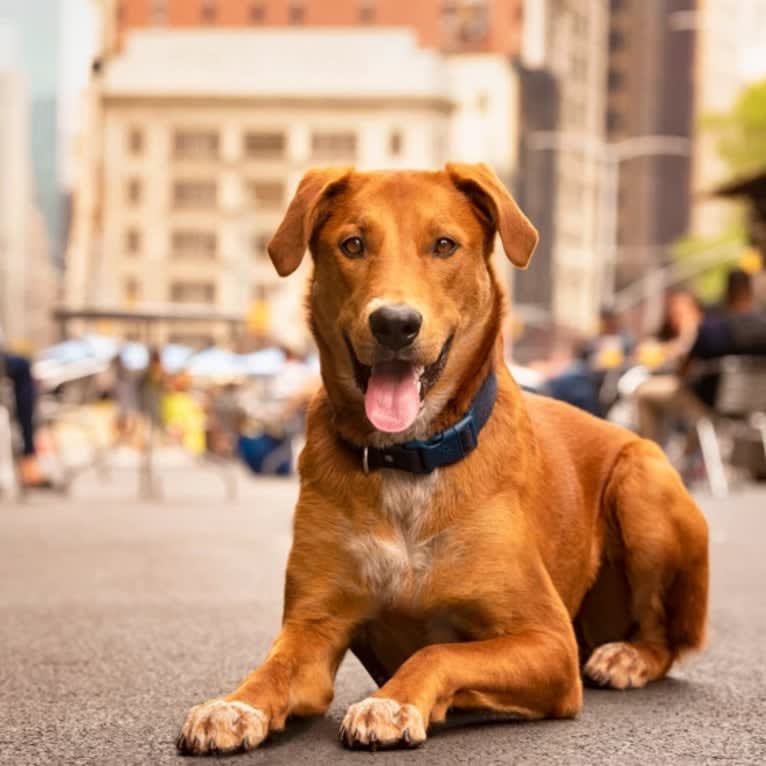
[341,621,582,749]
[177,489,367,759]
[176,613,357,755]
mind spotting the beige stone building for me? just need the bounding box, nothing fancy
[64,26,522,348]
[521,0,609,332]
[0,28,57,351]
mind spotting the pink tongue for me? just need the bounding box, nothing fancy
[365,361,421,433]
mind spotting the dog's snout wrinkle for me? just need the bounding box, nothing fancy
[369,304,423,351]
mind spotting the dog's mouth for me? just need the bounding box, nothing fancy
[344,334,454,433]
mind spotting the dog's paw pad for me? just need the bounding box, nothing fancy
[340,697,426,750]
[584,642,649,690]
[176,699,268,755]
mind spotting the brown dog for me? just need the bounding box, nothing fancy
[177,164,708,755]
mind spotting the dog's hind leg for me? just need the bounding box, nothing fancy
[581,439,709,690]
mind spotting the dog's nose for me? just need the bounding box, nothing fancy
[369,304,423,351]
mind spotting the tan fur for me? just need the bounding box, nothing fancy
[177,165,709,755]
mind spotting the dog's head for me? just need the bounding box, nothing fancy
[268,164,537,437]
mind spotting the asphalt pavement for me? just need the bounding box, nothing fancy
[1,464,765,766]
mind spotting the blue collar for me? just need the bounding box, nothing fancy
[344,371,497,475]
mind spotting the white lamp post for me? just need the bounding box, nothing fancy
[527,131,691,306]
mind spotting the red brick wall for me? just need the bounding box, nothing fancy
[115,0,523,56]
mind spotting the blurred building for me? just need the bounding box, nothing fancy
[0,0,64,263]
[692,1,766,238]
[605,0,695,289]
[112,0,524,56]
[0,25,57,350]
[64,26,521,347]
[518,0,609,333]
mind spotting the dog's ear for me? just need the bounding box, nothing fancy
[267,166,352,277]
[445,162,538,269]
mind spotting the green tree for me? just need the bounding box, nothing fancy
[672,78,766,299]
[703,79,766,176]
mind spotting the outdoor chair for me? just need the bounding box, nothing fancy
[694,355,766,497]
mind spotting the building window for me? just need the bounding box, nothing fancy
[124,277,141,304]
[169,281,217,304]
[609,29,625,51]
[606,109,623,133]
[248,2,265,22]
[173,129,219,160]
[127,127,144,155]
[252,232,272,259]
[359,1,375,23]
[311,131,357,161]
[442,0,490,47]
[125,228,142,254]
[288,1,305,25]
[171,230,218,259]
[172,180,217,208]
[243,131,286,159]
[150,0,167,24]
[201,0,217,23]
[389,130,403,157]
[127,177,143,205]
[608,68,624,91]
[249,181,285,210]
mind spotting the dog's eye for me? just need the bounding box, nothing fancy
[340,236,365,258]
[433,237,458,258]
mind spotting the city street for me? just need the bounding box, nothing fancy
[1,465,765,765]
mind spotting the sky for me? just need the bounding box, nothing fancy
[0,0,98,260]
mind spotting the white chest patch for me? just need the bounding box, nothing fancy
[349,471,440,603]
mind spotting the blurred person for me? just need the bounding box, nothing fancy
[111,352,141,444]
[205,383,243,456]
[683,269,766,406]
[139,348,167,426]
[271,341,321,423]
[540,340,602,417]
[724,268,755,314]
[238,338,320,475]
[634,289,707,444]
[636,273,766,447]
[582,307,635,368]
[535,310,633,418]
[0,326,47,487]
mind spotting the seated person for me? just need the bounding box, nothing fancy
[685,269,766,406]
[637,271,766,444]
[635,289,709,444]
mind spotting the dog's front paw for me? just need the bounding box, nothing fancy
[340,697,426,750]
[584,642,649,690]
[176,699,268,755]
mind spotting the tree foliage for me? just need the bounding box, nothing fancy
[703,79,766,176]
[672,79,766,301]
